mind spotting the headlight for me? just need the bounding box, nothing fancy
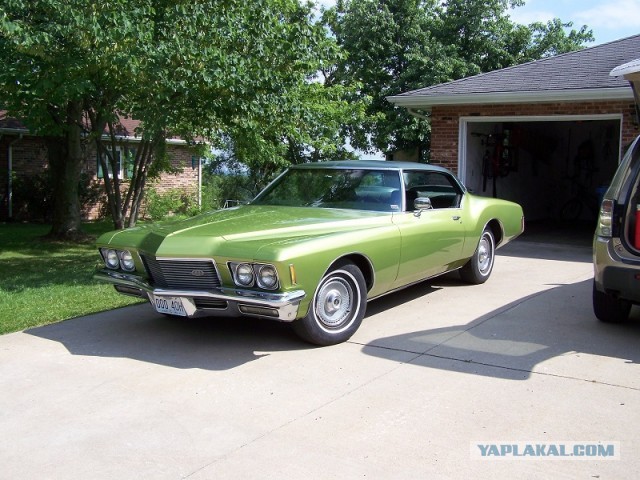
[234,263,255,286]
[257,264,279,290]
[119,250,135,272]
[104,249,119,269]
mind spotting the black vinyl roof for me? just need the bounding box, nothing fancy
[292,160,450,173]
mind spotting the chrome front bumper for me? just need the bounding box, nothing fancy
[94,269,306,322]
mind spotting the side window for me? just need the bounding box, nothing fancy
[97,148,122,179]
[124,147,136,178]
[354,170,402,211]
[97,146,136,179]
[403,171,462,210]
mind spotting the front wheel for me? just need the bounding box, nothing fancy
[460,227,495,284]
[292,263,367,346]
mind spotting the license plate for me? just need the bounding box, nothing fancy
[152,296,187,317]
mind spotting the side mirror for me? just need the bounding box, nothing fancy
[413,197,432,216]
[414,197,432,210]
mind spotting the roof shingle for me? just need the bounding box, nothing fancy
[389,34,640,105]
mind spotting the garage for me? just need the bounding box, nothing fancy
[388,34,640,233]
[461,115,621,222]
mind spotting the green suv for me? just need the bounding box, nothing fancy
[593,58,640,322]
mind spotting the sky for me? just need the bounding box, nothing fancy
[508,0,640,45]
[317,0,640,46]
[317,0,639,159]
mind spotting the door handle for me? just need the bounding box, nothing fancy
[452,216,461,221]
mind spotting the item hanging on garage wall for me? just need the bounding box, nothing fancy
[502,127,521,174]
[477,130,519,197]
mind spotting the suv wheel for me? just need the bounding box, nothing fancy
[592,280,631,323]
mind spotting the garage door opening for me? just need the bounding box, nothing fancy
[461,116,621,228]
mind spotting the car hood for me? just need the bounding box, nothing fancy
[98,205,394,259]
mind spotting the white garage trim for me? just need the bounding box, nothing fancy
[457,114,624,184]
[388,87,633,109]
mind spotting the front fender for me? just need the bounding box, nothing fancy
[256,225,402,317]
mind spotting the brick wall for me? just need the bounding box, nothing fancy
[83,142,199,220]
[0,134,199,221]
[0,135,49,184]
[430,100,639,174]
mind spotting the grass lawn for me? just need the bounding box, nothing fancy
[0,222,143,335]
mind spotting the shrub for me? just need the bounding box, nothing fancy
[144,187,198,220]
[10,172,103,222]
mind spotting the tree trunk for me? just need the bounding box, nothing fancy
[47,101,84,240]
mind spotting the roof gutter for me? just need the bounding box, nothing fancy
[0,127,30,136]
[387,87,634,110]
[108,134,189,146]
[0,128,188,145]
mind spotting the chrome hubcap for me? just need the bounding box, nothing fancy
[477,234,493,275]
[316,277,352,328]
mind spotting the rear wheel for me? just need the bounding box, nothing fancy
[292,263,367,346]
[592,281,631,323]
[460,227,495,284]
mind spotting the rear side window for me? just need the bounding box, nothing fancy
[403,171,463,210]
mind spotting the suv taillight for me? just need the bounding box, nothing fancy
[597,199,614,237]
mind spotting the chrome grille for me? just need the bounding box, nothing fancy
[141,256,221,290]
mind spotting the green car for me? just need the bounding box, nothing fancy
[95,161,524,345]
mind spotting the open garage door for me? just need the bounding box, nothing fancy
[460,115,622,224]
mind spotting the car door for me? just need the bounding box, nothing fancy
[392,170,466,287]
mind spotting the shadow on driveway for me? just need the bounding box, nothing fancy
[23,239,613,376]
[497,238,593,262]
[26,304,312,371]
[362,278,640,380]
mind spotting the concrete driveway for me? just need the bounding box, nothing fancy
[1,239,639,479]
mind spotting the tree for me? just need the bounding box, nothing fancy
[134,1,368,196]
[1,0,366,232]
[2,4,77,236]
[434,1,593,72]
[325,0,446,155]
[328,0,594,155]
[0,1,154,235]
[522,18,594,60]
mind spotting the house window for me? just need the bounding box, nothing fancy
[97,146,136,179]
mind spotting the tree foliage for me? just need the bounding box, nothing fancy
[0,0,366,232]
[1,0,596,233]
[327,0,594,155]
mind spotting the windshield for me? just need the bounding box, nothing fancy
[252,168,403,212]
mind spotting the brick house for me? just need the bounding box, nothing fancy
[387,34,640,224]
[0,114,202,221]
